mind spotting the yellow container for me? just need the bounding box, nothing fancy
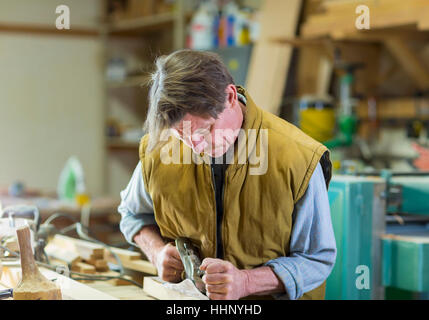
[300,105,336,143]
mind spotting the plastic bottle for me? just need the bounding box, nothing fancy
[189,0,218,50]
[220,1,241,47]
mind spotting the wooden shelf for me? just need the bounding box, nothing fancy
[0,23,99,37]
[107,75,147,88]
[106,138,139,150]
[107,13,175,35]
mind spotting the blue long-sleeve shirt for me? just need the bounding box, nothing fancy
[118,161,336,300]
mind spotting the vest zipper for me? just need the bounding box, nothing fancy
[210,164,226,259]
[221,171,227,260]
[209,165,218,258]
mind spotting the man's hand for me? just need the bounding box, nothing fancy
[200,258,249,300]
[133,226,183,283]
[155,243,184,283]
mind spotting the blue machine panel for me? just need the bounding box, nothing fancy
[326,175,385,300]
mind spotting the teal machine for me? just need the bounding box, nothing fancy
[326,172,429,299]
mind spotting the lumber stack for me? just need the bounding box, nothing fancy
[46,235,108,274]
[44,235,157,285]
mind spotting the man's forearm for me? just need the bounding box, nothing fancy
[242,266,285,297]
[133,225,166,265]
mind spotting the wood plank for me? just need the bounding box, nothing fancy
[0,23,99,37]
[246,0,303,115]
[384,37,429,91]
[121,259,157,275]
[44,243,81,265]
[85,258,109,272]
[49,235,155,274]
[143,277,202,300]
[98,271,135,286]
[71,262,96,274]
[302,0,429,38]
[105,246,142,262]
[88,283,154,300]
[106,138,139,150]
[356,97,429,120]
[53,235,105,260]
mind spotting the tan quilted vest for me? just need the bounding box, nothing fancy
[139,87,329,299]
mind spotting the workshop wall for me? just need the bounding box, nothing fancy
[0,0,105,196]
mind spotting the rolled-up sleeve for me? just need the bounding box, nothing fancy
[118,161,157,245]
[265,163,337,300]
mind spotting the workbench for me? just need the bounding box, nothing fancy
[0,261,155,300]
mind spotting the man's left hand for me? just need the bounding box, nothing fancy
[200,258,249,300]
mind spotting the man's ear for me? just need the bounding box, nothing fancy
[225,84,237,109]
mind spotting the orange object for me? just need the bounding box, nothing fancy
[75,193,91,207]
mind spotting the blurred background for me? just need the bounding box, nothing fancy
[1,0,429,299]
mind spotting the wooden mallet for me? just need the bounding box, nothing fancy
[13,225,62,300]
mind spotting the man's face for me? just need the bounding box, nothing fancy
[170,85,243,158]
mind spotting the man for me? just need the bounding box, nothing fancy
[118,49,336,300]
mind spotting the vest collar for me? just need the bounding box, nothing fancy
[198,86,263,172]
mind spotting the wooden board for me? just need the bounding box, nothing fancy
[85,258,109,272]
[357,97,429,120]
[143,277,203,300]
[52,235,104,260]
[121,259,157,275]
[105,246,142,262]
[44,243,81,265]
[88,282,155,300]
[48,235,156,275]
[71,262,97,274]
[301,0,429,38]
[384,37,429,91]
[246,0,303,115]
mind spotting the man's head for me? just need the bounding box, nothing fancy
[145,49,243,157]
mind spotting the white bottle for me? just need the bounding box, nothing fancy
[190,1,217,50]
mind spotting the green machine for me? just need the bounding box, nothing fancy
[326,172,429,299]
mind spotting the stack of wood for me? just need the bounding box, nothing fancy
[44,235,157,286]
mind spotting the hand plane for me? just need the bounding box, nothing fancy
[175,237,206,294]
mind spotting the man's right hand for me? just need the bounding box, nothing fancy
[134,225,184,283]
[154,243,184,283]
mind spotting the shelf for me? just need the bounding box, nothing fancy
[107,13,175,35]
[106,138,139,150]
[107,76,147,88]
[0,23,99,37]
